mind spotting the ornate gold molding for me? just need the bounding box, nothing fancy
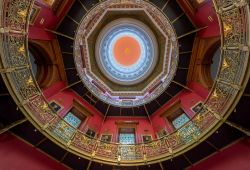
[0,0,249,166]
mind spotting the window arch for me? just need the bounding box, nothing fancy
[28,42,54,89]
[200,40,221,88]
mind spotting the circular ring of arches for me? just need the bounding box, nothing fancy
[74,1,178,107]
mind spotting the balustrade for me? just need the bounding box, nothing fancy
[0,0,249,166]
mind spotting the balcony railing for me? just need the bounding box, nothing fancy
[0,0,249,166]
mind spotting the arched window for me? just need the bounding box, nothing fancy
[199,40,221,89]
[210,47,221,81]
[28,43,52,88]
[28,50,38,78]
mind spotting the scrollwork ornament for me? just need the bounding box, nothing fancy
[0,0,249,165]
[5,0,32,31]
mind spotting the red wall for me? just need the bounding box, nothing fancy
[43,81,209,142]
[188,81,209,99]
[29,26,55,40]
[48,90,103,132]
[190,138,250,170]
[43,81,66,98]
[179,1,220,38]
[0,133,68,170]
[151,83,208,134]
[29,1,220,39]
[29,0,74,40]
[100,117,155,143]
[194,1,220,38]
[43,82,104,133]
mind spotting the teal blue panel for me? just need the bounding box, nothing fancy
[119,134,135,144]
[172,113,190,129]
[64,112,81,128]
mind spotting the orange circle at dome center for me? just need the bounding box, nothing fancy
[113,36,141,66]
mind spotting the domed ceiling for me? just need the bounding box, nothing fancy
[1,0,250,168]
[58,0,195,115]
[95,18,158,85]
[73,1,178,107]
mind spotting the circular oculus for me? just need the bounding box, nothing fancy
[95,18,158,85]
